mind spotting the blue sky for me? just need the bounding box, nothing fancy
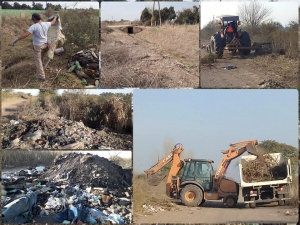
[133,89,298,182]
[102,2,199,21]
[201,1,298,29]
[6,89,133,96]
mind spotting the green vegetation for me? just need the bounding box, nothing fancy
[140,5,199,26]
[1,9,46,17]
[258,140,298,174]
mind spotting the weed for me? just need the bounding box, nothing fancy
[201,53,216,64]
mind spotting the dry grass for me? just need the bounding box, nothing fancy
[133,174,174,216]
[136,24,199,67]
[18,92,132,133]
[247,54,298,88]
[101,44,171,88]
[2,91,29,102]
[2,150,67,167]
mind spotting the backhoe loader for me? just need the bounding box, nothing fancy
[145,140,258,207]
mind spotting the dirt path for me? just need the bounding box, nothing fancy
[135,191,298,224]
[134,178,298,223]
[2,98,29,122]
[136,203,297,223]
[101,29,198,88]
[200,40,298,88]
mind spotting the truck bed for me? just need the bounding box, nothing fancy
[239,153,292,188]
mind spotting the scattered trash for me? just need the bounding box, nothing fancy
[223,66,237,70]
[259,79,286,89]
[285,210,290,215]
[2,65,8,71]
[66,48,100,86]
[10,120,19,126]
[2,114,132,150]
[55,47,65,55]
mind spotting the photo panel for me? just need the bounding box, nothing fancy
[1,89,133,150]
[1,150,132,223]
[1,1,100,88]
[200,1,299,89]
[133,89,298,223]
[100,1,200,89]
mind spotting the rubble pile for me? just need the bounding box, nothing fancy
[2,114,132,150]
[43,152,132,189]
[241,153,288,183]
[1,153,132,224]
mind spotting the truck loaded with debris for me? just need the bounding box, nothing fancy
[239,153,292,208]
[1,152,132,224]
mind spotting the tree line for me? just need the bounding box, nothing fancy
[140,5,199,26]
[2,2,62,11]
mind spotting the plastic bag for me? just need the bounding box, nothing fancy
[108,213,124,224]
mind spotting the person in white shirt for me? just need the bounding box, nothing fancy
[13,13,58,81]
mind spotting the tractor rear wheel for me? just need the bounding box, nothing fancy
[210,34,224,59]
[239,31,251,55]
[180,184,203,207]
[223,195,237,208]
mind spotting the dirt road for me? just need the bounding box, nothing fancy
[134,179,298,223]
[200,40,298,88]
[101,26,199,88]
[2,98,29,122]
[136,203,297,223]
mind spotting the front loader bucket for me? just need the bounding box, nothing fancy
[246,142,257,155]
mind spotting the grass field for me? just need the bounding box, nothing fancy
[1,9,46,17]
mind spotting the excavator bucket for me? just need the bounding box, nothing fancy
[246,142,257,155]
[147,174,165,186]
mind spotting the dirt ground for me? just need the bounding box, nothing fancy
[2,98,29,122]
[101,25,199,88]
[134,178,298,224]
[200,38,298,88]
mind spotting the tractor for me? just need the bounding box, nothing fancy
[209,16,251,59]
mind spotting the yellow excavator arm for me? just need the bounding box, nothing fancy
[145,143,184,196]
[214,139,258,180]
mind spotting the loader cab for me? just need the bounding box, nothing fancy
[181,159,214,191]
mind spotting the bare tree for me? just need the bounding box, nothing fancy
[158,0,161,26]
[238,1,273,27]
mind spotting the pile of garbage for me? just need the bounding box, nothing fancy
[67,48,100,88]
[1,153,132,224]
[241,152,288,183]
[2,114,132,150]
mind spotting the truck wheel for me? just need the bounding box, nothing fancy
[210,34,224,59]
[239,31,251,56]
[278,194,285,206]
[250,197,256,208]
[223,195,237,208]
[180,184,203,207]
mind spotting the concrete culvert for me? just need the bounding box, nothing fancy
[119,26,143,34]
[128,27,133,34]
